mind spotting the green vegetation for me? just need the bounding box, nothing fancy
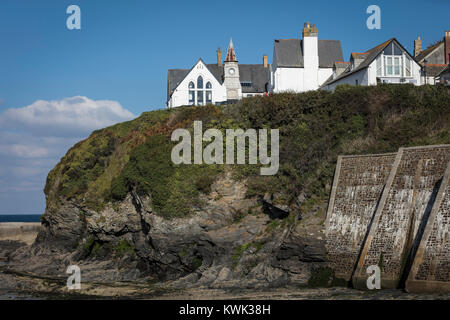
[308,267,347,287]
[111,239,136,257]
[192,256,203,270]
[232,242,264,269]
[44,85,450,219]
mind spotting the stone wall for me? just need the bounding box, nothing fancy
[352,145,450,289]
[325,153,396,281]
[406,161,450,293]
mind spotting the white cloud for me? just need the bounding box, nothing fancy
[0,96,135,136]
[0,96,136,213]
[0,144,49,158]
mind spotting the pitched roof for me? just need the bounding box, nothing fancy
[322,38,414,87]
[273,39,344,68]
[436,64,450,77]
[415,41,443,63]
[423,64,448,77]
[167,61,270,100]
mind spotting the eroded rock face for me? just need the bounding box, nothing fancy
[6,174,328,288]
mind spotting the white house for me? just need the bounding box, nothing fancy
[322,38,422,91]
[269,22,344,93]
[166,39,270,108]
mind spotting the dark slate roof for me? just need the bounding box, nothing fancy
[274,39,344,68]
[415,41,443,63]
[322,38,415,87]
[423,64,448,77]
[167,60,270,100]
[238,64,270,93]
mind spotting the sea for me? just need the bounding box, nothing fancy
[0,215,41,223]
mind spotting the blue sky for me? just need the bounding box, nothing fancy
[0,0,449,214]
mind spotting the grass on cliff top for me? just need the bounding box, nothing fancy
[44,84,450,218]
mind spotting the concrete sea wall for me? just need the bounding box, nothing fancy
[0,223,42,245]
[325,153,396,281]
[406,161,450,293]
[326,144,450,292]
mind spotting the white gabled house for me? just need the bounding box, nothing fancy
[321,38,422,91]
[269,22,344,93]
[167,58,227,108]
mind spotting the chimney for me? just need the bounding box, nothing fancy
[263,55,268,68]
[445,31,450,65]
[414,36,422,57]
[217,47,222,66]
[302,22,318,38]
[302,22,319,90]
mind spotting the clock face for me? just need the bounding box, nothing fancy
[229,68,235,75]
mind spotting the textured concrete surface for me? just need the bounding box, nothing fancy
[353,145,450,289]
[325,153,396,281]
[406,161,450,293]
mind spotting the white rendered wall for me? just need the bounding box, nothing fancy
[272,67,304,92]
[303,36,319,91]
[318,68,333,86]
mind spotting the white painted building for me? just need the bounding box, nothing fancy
[269,23,344,93]
[167,39,270,108]
[322,38,422,91]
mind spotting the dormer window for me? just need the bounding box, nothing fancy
[376,41,413,78]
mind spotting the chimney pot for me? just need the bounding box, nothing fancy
[263,55,268,68]
[217,47,222,66]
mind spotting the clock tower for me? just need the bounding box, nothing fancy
[223,38,242,101]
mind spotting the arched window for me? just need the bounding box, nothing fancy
[206,82,212,103]
[188,81,195,105]
[197,76,203,89]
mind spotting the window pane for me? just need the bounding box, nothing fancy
[189,91,195,104]
[206,81,212,89]
[376,55,382,76]
[383,43,393,55]
[189,81,195,89]
[206,91,212,103]
[393,43,402,56]
[405,56,411,76]
[386,57,393,75]
[394,57,400,75]
[197,90,203,104]
[197,76,203,89]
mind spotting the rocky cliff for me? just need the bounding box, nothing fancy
[5,84,450,290]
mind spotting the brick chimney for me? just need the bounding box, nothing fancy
[414,36,422,57]
[263,55,268,68]
[217,47,222,66]
[445,31,450,65]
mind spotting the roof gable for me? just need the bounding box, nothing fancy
[167,58,223,100]
[322,38,417,86]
